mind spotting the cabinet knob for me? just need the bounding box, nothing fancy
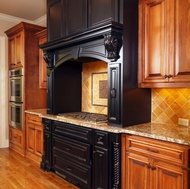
[147,164,151,169]
[151,166,156,171]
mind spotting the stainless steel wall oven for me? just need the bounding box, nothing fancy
[9,68,23,130]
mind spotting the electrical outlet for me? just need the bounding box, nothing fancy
[178,118,189,126]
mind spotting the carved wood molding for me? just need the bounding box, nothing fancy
[43,51,53,69]
[104,33,122,61]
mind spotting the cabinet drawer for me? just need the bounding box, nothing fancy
[53,135,91,166]
[9,128,24,148]
[124,135,190,167]
[94,130,108,148]
[26,114,42,125]
[53,121,93,143]
[54,156,91,189]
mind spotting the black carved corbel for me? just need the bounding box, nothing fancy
[43,51,54,76]
[43,51,53,69]
[104,33,122,62]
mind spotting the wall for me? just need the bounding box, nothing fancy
[152,88,190,125]
[0,14,46,148]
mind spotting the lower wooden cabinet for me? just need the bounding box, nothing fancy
[25,113,43,164]
[9,127,25,156]
[122,134,190,189]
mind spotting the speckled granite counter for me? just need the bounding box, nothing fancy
[25,109,190,146]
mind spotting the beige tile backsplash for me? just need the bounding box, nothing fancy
[82,61,108,115]
[152,88,190,125]
[82,61,190,124]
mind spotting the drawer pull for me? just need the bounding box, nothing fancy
[65,147,71,151]
[66,166,72,171]
[147,148,159,153]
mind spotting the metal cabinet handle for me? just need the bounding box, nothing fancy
[111,88,116,98]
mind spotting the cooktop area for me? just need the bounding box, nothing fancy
[57,112,108,124]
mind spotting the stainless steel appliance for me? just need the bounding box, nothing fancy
[9,68,23,102]
[9,102,23,130]
[9,68,23,130]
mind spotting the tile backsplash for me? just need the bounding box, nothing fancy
[82,61,108,115]
[152,88,190,125]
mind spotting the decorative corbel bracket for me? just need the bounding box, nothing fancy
[43,51,54,76]
[104,33,122,62]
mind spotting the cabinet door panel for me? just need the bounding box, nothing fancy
[93,147,109,189]
[48,0,64,41]
[15,33,22,67]
[139,0,168,83]
[108,63,121,124]
[65,0,87,35]
[126,153,150,189]
[154,161,187,189]
[172,0,190,82]
[35,126,43,157]
[89,0,114,26]
[27,124,35,153]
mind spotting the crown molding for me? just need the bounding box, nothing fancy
[0,13,46,26]
[0,13,34,24]
[34,15,47,26]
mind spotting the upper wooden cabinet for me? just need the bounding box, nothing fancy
[47,0,123,41]
[8,31,24,69]
[36,29,47,89]
[6,22,45,70]
[138,0,190,88]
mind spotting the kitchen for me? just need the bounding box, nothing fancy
[1,0,190,189]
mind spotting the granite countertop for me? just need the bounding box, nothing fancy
[25,109,190,146]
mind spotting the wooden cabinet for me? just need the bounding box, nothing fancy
[122,134,190,189]
[41,118,121,189]
[25,113,43,164]
[138,0,190,88]
[9,127,24,154]
[8,31,23,69]
[5,22,47,156]
[47,0,122,42]
[36,29,47,89]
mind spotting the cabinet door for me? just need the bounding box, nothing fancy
[47,0,64,41]
[37,30,47,89]
[93,147,109,189]
[26,123,35,153]
[153,161,188,189]
[125,153,150,189]
[65,0,87,35]
[89,0,119,27]
[35,125,43,157]
[9,32,23,69]
[172,0,190,82]
[108,63,121,124]
[138,0,170,84]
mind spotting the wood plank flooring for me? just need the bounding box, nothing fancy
[0,148,79,189]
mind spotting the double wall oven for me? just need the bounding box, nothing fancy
[9,68,23,130]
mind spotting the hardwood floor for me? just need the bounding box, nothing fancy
[0,148,79,189]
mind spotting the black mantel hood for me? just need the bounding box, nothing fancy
[40,21,123,67]
[40,2,151,128]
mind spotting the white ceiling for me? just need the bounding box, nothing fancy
[0,0,46,21]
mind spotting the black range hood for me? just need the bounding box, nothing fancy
[40,0,151,128]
